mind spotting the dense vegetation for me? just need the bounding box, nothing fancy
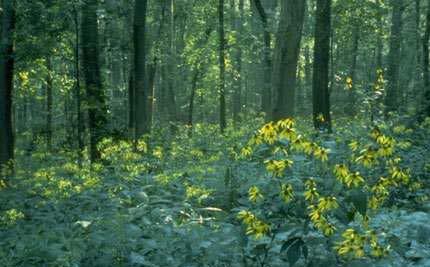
[0,0,430,266]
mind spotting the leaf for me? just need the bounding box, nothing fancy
[75,220,92,229]
[348,189,368,215]
[286,239,303,267]
[302,244,308,259]
[280,237,300,253]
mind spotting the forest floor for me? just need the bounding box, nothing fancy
[0,117,429,267]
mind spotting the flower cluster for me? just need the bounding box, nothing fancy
[305,179,337,236]
[237,211,270,239]
[336,229,389,259]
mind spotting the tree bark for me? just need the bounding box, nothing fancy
[385,0,403,114]
[81,0,107,161]
[0,0,15,176]
[134,0,149,138]
[219,0,227,132]
[232,0,244,125]
[346,26,359,116]
[253,0,272,118]
[422,0,430,118]
[312,0,332,132]
[272,0,306,121]
[46,57,53,150]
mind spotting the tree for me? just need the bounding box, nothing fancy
[253,0,272,118]
[422,0,430,118]
[385,0,403,113]
[272,0,306,121]
[232,0,244,125]
[312,0,332,132]
[0,0,16,176]
[81,0,107,161]
[133,0,149,138]
[219,0,227,132]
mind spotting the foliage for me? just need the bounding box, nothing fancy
[1,116,430,266]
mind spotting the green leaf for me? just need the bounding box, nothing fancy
[348,189,368,215]
[286,239,302,267]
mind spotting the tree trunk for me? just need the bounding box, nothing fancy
[46,57,53,150]
[312,0,332,132]
[188,70,200,137]
[422,0,430,118]
[272,0,306,121]
[0,0,15,176]
[253,0,272,119]
[232,0,244,126]
[167,0,178,132]
[346,26,359,116]
[134,0,149,138]
[81,0,107,162]
[73,4,84,163]
[219,0,227,132]
[385,0,403,114]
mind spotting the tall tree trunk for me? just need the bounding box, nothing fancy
[188,70,200,137]
[385,0,403,114]
[46,57,53,150]
[219,0,227,132]
[164,0,178,132]
[272,0,306,121]
[346,26,359,116]
[232,0,244,125]
[253,0,272,118]
[81,0,107,162]
[376,1,383,70]
[0,0,15,176]
[134,0,149,138]
[422,0,430,118]
[73,4,84,163]
[312,0,332,132]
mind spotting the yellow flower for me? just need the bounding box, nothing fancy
[153,146,163,159]
[248,186,263,203]
[349,140,359,152]
[346,77,353,90]
[237,210,255,225]
[345,172,365,188]
[280,184,294,203]
[240,146,253,157]
[334,164,350,181]
[265,159,292,177]
[313,147,329,162]
[317,196,339,212]
[355,149,375,168]
[304,187,320,202]
[276,118,295,129]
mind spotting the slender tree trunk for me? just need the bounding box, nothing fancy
[73,5,83,163]
[165,0,178,132]
[272,0,306,121]
[46,57,53,150]
[219,0,227,132]
[376,1,383,70]
[81,0,107,162]
[188,70,200,137]
[385,0,403,114]
[232,0,244,125]
[134,0,149,138]
[0,0,15,176]
[253,0,272,118]
[347,26,359,116]
[312,0,332,132]
[422,0,430,118]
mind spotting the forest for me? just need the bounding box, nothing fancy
[0,0,430,266]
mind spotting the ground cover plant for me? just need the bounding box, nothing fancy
[1,0,430,266]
